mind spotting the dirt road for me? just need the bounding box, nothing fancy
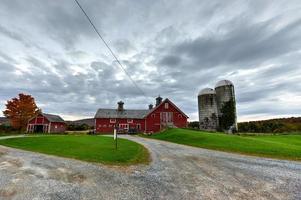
[0,135,300,199]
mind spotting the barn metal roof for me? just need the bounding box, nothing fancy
[215,80,233,88]
[43,113,65,123]
[94,109,151,119]
[198,88,216,96]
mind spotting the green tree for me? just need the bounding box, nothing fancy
[219,99,236,131]
[188,121,199,129]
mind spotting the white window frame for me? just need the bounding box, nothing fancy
[151,114,155,118]
[164,103,169,109]
[110,119,116,123]
[127,119,133,123]
[119,124,129,130]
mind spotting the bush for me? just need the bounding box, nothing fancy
[0,124,24,135]
[188,121,199,129]
[67,123,92,131]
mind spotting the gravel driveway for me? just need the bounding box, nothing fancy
[0,135,301,200]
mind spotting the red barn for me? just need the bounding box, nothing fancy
[27,113,66,133]
[94,97,188,134]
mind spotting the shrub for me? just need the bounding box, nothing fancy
[188,121,199,129]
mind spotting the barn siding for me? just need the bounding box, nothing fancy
[50,122,66,133]
[95,118,145,133]
[145,100,188,133]
[28,114,50,124]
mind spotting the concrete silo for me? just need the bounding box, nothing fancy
[198,88,219,130]
[215,80,237,132]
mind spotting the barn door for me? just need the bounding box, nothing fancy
[160,112,166,123]
[160,112,173,123]
[167,112,173,122]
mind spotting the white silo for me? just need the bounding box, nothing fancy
[198,88,219,130]
[215,80,237,132]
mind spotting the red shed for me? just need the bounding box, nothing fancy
[27,113,66,133]
[94,97,188,134]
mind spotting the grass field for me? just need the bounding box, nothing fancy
[0,135,149,165]
[143,128,301,161]
[0,131,23,136]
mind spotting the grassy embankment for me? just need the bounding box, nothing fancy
[0,135,150,165]
[143,128,301,161]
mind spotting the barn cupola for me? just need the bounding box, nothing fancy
[156,96,163,106]
[149,104,153,110]
[117,101,124,111]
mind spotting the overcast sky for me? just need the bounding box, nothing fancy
[0,0,301,121]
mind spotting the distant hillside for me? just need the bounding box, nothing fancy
[66,118,94,127]
[238,117,301,133]
[239,117,301,125]
[0,117,9,125]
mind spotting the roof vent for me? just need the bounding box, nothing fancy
[149,104,153,110]
[156,96,163,106]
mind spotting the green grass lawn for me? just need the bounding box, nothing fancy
[0,135,149,165]
[0,131,24,136]
[143,128,301,161]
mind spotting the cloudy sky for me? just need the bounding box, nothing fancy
[0,0,301,121]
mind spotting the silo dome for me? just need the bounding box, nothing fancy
[215,80,233,88]
[198,88,216,96]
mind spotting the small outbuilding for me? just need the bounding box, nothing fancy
[27,113,66,133]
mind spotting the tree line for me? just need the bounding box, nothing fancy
[189,117,301,133]
[238,118,301,133]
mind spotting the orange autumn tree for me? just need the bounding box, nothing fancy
[3,93,39,131]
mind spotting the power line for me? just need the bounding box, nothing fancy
[74,0,147,98]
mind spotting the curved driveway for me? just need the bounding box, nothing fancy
[0,135,301,200]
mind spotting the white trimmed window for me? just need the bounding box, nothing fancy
[127,119,133,123]
[178,114,182,118]
[110,119,116,123]
[119,124,129,129]
[164,103,169,109]
[151,114,155,118]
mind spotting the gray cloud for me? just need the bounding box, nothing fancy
[0,0,301,121]
[113,39,136,54]
[158,17,301,71]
